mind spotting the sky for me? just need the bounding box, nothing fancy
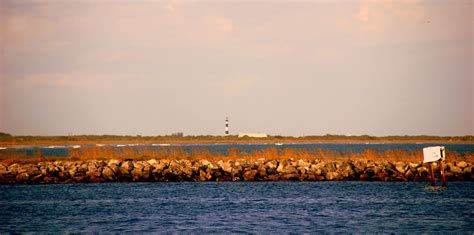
[0,0,472,136]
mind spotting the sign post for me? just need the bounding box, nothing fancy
[423,146,446,187]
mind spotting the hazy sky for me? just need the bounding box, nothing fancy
[0,0,472,136]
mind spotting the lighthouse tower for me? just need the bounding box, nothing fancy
[225,117,229,136]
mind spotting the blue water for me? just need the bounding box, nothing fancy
[1,182,473,233]
[5,143,474,157]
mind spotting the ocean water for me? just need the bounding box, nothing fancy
[6,143,474,157]
[1,182,473,233]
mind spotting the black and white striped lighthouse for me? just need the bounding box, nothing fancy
[225,117,229,136]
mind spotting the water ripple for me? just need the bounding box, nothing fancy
[1,182,473,233]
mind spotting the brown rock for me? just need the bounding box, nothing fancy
[16,172,30,182]
[257,164,267,177]
[86,163,101,178]
[102,167,116,181]
[131,168,143,181]
[284,165,298,174]
[395,162,409,174]
[449,165,463,175]
[296,160,311,169]
[243,170,257,181]
[43,176,59,184]
[31,174,43,183]
[325,172,341,181]
[108,159,121,167]
[276,161,289,173]
[0,164,7,174]
[456,161,468,168]
[146,159,158,165]
[417,166,429,178]
[217,160,233,174]
[8,164,20,174]
[121,161,134,171]
[89,177,105,183]
[353,160,367,172]
[265,160,278,174]
[267,174,280,181]
[151,160,168,175]
[282,173,300,181]
[311,163,325,176]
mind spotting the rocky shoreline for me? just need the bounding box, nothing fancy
[0,159,472,184]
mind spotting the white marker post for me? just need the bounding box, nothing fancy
[423,146,447,187]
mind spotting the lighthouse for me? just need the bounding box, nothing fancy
[225,117,229,136]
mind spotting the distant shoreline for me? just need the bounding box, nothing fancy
[1,135,473,147]
[1,140,472,147]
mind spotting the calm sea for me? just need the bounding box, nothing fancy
[1,182,473,233]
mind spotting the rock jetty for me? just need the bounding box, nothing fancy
[0,159,472,184]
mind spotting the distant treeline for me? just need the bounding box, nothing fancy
[0,132,473,143]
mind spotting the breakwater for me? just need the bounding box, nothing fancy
[0,159,472,184]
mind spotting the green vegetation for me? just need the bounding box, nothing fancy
[0,132,12,141]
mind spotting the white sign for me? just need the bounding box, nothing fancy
[423,146,445,163]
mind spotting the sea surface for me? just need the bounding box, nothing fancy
[1,182,473,233]
[3,143,474,157]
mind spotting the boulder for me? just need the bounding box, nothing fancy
[151,160,168,174]
[120,161,133,176]
[404,169,415,180]
[408,162,420,168]
[395,162,409,174]
[198,169,212,181]
[31,174,43,183]
[311,162,325,176]
[133,161,145,171]
[276,161,285,173]
[325,172,341,181]
[284,165,298,174]
[217,160,233,174]
[43,176,59,184]
[257,164,267,178]
[338,164,355,179]
[16,172,30,182]
[25,165,41,176]
[417,166,429,178]
[456,161,468,168]
[366,161,376,169]
[449,165,463,175]
[8,164,20,175]
[168,160,184,175]
[146,159,158,165]
[296,160,311,169]
[108,159,121,167]
[353,160,367,172]
[282,173,300,181]
[122,161,134,171]
[243,170,257,181]
[78,163,88,174]
[265,160,278,174]
[324,161,337,172]
[86,164,101,178]
[181,160,194,178]
[102,167,116,181]
[68,167,78,177]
